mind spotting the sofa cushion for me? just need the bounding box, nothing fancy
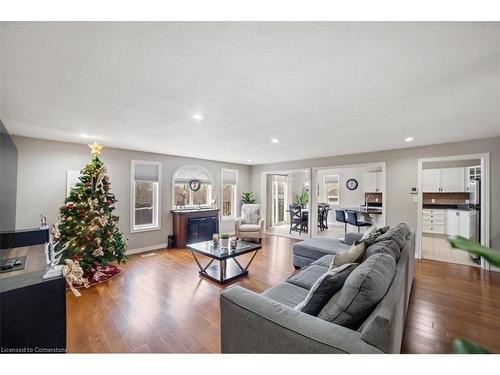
[287,265,328,290]
[295,263,358,316]
[318,253,396,329]
[375,223,410,248]
[360,226,377,240]
[239,224,261,232]
[292,237,350,261]
[330,242,365,269]
[261,282,309,308]
[363,239,402,262]
[311,254,335,268]
[241,204,260,225]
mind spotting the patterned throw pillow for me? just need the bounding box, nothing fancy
[360,226,377,240]
[330,241,365,269]
[294,263,358,316]
[241,205,260,224]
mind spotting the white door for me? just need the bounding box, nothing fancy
[422,169,441,192]
[446,209,459,236]
[441,167,465,192]
[363,172,378,193]
[459,211,471,239]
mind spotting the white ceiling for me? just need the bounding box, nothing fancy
[1,22,499,165]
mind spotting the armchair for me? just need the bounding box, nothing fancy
[235,204,265,243]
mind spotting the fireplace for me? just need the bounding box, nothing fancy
[187,216,218,244]
[171,209,220,248]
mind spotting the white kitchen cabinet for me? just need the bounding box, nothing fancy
[464,165,481,192]
[446,210,459,236]
[446,209,473,239]
[422,169,441,192]
[440,167,465,192]
[422,167,466,192]
[363,172,384,193]
[422,208,445,234]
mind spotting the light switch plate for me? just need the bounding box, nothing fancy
[413,196,418,202]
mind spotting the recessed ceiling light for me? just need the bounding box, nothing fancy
[247,159,252,163]
[192,113,203,121]
[404,137,414,142]
[271,138,279,143]
[80,133,90,139]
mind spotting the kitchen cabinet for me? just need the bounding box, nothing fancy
[465,165,481,192]
[422,167,466,192]
[422,169,441,192]
[446,209,473,239]
[363,172,384,193]
[422,208,445,234]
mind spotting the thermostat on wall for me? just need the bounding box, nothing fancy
[409,187,418,194]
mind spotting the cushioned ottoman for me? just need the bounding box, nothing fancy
[292,237,351,268]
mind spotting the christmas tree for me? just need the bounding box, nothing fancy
[55,142,127,272]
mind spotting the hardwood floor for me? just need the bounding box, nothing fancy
[66,235,500,353]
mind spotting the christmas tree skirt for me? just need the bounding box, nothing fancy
[69,264,123,289]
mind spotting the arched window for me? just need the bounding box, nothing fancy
[172,165,213,209]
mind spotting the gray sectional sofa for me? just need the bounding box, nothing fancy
[220,224,415,353]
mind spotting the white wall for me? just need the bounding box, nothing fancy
[13,136,251,252]
[250,137,500,249]
[317,166,382,207]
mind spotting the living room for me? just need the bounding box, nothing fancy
[1,3,500,373]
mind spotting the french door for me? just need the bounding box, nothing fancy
[271,175,289,226]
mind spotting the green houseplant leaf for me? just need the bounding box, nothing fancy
[449,236,500,267]
[296,191,309,206]
[241,192,256,204]
[452,338,490,354]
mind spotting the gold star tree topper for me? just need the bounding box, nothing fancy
[88,142,103,156]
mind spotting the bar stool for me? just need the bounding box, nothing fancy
[335,209,347,234]
[346,210,372,233]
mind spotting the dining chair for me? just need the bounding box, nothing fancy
[346,210,372,233]
[289,204,307,235]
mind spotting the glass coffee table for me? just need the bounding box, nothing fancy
[186,240,261,284]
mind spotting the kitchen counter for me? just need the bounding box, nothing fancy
[343,207,383,215]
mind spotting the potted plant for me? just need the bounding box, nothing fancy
[241,192,256,204]
[221,233,230,248]
[296,191,309,208]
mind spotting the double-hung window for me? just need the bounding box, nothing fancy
[131,161,161,232]
[221,169,238,219]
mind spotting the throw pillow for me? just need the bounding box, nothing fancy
[318,253,396,329]
[360,226,377,240]
[330,241,365,269]
[295,263,358,316]
[241,205,260,225]
[377,226,390,235]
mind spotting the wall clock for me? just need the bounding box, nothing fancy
[346,178,358,191]
[189,179,201,192]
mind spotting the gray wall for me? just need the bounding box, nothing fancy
[0,119,18,231]
[13,136,251,251]
[250,137,500,249]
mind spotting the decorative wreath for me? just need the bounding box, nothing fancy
[189,179,201,192]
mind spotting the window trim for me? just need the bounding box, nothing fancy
[171,165,214,210]
[221,168,239,221]
[324,174,340,206]
[131,160,162,233]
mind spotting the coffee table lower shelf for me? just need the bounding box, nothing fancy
[200,258,249,284]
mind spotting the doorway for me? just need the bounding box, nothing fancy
[312,162,387,240]
[417,154,490,269]
[261,169,311,239]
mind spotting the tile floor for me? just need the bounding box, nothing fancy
[265,222,363,240]
[421,233,479,267]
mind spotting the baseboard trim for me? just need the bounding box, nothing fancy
[126,243,168,255]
